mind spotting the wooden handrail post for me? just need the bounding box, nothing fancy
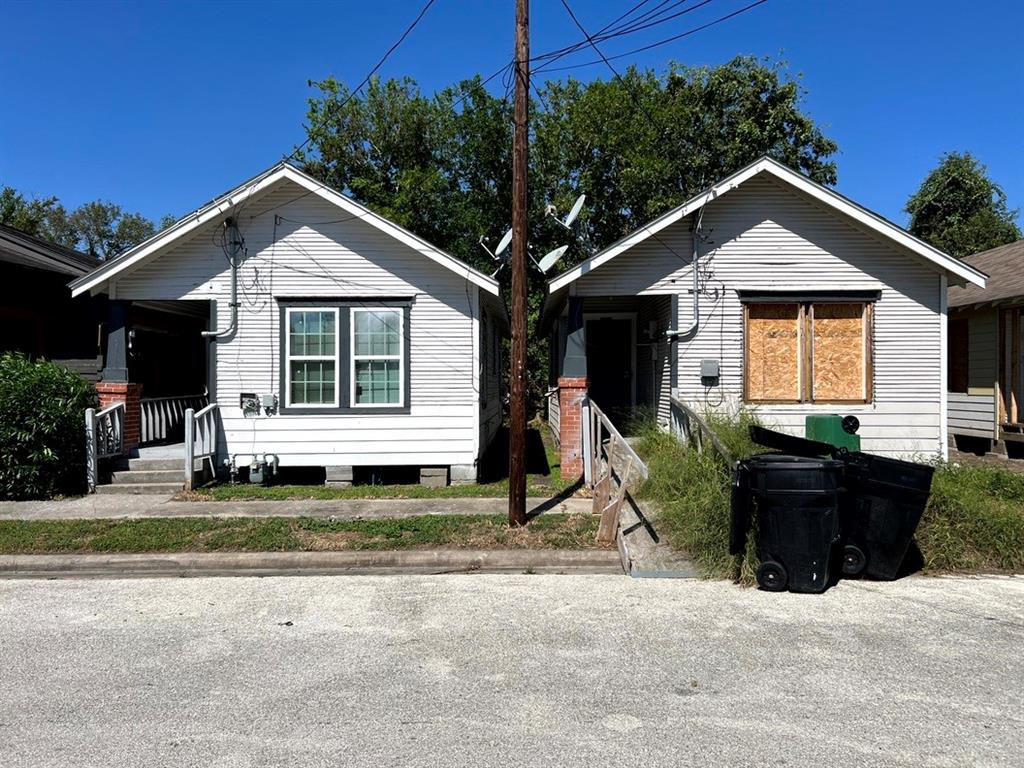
[581,396,593,487]
[184,408,195,491]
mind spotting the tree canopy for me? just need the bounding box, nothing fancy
[298,56,839,407]
[0,186,172,260]
[906,152,1021,259]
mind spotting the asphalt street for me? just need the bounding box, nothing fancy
[0,574,1021,767]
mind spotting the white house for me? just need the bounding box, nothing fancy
[71,163,506,488]
[541,157,986,475]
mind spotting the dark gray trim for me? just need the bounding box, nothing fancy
[101,300,130,382]
[277,299,412,415]
[737,289,882,303]
[562,296,587,378]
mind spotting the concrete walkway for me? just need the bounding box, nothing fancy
[0,495,589,521]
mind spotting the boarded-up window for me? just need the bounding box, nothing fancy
[948,318,969,394]
[812,303,866,401]
[745,304,801,401]
[744,301,871,404]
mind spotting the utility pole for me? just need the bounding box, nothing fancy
[508,0,529,527]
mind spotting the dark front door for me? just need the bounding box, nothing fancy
[585,316,633,418]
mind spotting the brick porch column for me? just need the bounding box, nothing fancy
[95,381,144,455]
[558,376,589,481]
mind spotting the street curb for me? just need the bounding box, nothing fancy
[0,549,625,579]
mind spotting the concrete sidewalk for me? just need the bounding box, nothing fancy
[0,494,589,520]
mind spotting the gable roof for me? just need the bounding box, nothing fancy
[547,156,987,293]
[948,239,1023,308]
[70,162,500,297]
[0,222,97,277]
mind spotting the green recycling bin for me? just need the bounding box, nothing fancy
[806,414,860,453]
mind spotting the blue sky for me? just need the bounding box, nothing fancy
[2,0,1021,229]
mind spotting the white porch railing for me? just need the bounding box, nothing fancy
[582,397,649,543]
[669,396,735,465]
[184,403,219,491]
[85,402,125,492]
[141,393,209,445]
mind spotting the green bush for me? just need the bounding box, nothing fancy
[0,353,98,500]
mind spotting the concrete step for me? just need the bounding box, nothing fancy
[128,458,183,471]
[111,469,184,485]
[96,482,183,496]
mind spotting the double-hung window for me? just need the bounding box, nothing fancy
[280,302,408,412]
[744,300,873,404]
[351,308,404,407]
[286,308,339,407]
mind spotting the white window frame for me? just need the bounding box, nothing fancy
[350,306,405,408]
[285,307,340,408]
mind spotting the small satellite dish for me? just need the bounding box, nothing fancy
[537,245,568,274]
[495,227,513,257]
[563,194,586,228]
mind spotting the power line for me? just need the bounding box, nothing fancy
[286,0,438,164]
[539,0,771,74]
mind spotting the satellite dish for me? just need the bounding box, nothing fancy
[537,245,568,274]
[495,227,513,257]
[563,194,586,227]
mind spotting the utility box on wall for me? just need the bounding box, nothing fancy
[701,358,720,387]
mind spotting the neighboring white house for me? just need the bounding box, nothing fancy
[541,157,987,469]
[71,162,507,485]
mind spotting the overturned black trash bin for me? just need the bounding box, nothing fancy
[747,425,935,582]
[731,454,844,593]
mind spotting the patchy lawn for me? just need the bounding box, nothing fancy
[0,513,608,555]
[182,424,579,501]
[633,415,1024,581]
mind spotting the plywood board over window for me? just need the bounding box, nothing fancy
[812,303,866,401]
[745,303,800,401]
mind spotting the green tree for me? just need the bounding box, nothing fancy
[298,56,839,410]
[907,152,1021,258]
[0,186,58,237]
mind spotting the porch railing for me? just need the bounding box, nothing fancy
[140,393,209,445]
[184,403,219,491]
[669,396,734,465]
[85,402,125,492]
[582,397,649,543]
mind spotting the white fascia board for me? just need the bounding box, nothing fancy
[71,163,500,298]
[548,157,987,294]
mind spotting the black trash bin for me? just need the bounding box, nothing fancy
[732,454,844,593]
[838,453,934,580]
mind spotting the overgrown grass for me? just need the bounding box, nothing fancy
[0,513,607,554]
[633,411,762,581]
[634,411,1024,580]
[918,462,1024,573]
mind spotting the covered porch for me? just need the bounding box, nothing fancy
[541,291,677,478]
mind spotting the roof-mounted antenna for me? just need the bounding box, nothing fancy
[537,245,569,274]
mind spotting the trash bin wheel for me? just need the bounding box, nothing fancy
[756,561,787,592]
[842,544,866,576]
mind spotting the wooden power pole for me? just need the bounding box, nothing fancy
[508,0,530,527]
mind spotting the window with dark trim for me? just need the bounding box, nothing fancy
[743,301,873,404]
[278,300,411,414]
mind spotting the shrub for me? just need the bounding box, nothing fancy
[0,353,98,500]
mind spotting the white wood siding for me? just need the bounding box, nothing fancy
[113,180,483,468]
[574,175,945,458]
[948,392,997,439]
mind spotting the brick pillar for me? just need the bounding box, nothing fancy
[95,381,144,454]
[558,376,589,481]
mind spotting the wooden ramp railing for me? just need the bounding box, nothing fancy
[669,396,734,465]
[582,398,649,543]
